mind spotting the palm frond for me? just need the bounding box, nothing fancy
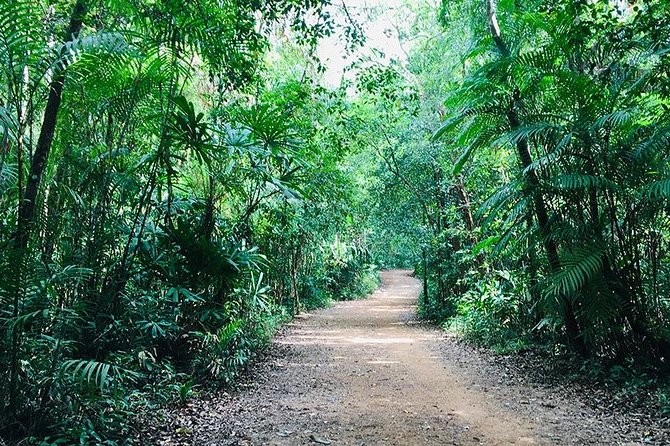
[523,131,573,174]
[545,243,606,298]
[643,179,670,199]
[62,359,142,390]
[493,122,564,149]
[550,174,618,192]
[0,0,45,80]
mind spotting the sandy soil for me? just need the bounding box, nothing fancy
[147,270,668,445]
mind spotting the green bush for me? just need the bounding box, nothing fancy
[324,238,379,301]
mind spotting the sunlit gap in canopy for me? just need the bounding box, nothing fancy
[317,0,408,88]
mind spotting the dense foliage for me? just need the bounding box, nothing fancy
[359,0,670,366]
[337,0,670,402]
[2,0,670,443]
[0,0,378,443]
[432,0,670,360]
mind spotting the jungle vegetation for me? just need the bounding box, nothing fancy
[1,0,669,443]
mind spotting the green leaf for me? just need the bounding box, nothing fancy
[545,244,606,298]
[452,145,477,175]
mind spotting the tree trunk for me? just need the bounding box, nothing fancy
[486,0,585,355]
[507,98,585,355]
[454,177,475,232]
[8,0,87,416]
[422,248,429,309]
[201,175,217,241]
[14,0,86,249]
[291,244,302,315]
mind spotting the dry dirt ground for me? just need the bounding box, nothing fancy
[147,270,669,445]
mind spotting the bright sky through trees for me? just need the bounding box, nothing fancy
[318,0,410,86]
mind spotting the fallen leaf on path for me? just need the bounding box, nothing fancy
[277,430,294,437]
[310,434,332,445]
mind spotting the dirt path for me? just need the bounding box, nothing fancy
[151,270,665,445]
[264,270,540,445]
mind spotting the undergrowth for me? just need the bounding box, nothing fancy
[418,269,670,418]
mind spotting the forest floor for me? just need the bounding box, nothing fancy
[146,270,669,445]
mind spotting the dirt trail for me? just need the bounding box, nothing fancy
[264,270,540,445]
[153,270,661,445]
